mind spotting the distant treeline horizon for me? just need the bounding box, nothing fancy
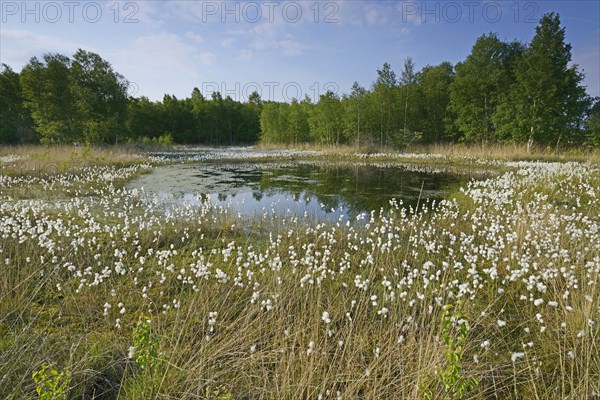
[1,12,599,149]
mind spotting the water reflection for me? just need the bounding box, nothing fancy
[128,162,470,221]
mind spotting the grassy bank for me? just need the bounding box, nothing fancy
[1,147,599,399]
[0,146,148,176]
[0,146,156,200]
[257,142,600,165]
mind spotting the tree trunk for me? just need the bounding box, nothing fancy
[527,126,535,153]
[404,88,409,143]
[356,108,361,148]
[483,95,488,143]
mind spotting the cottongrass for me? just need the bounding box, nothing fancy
[0,150,599,399]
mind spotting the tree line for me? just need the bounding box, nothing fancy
[126,89,260,145]
[1,13,599,148]
[260,13,598,149]
[0,50,261,146]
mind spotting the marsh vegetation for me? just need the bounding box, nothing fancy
[1,146,598,399]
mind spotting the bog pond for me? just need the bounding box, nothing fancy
[127,160,482,221]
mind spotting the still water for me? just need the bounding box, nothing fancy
[128,162,471,221]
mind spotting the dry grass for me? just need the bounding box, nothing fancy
[257,141,600,164]
[408,143,600,164]
[256,141,401,155]
[0,145,146,177]
[1,146,599,399]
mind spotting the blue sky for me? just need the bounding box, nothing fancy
[1,1,598,102]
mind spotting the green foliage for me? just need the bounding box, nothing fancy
[342,81,369,146]
[260,101,290,144]
[256,17,593,150]
[423,304,478,400]
[156,133,174,145]
[586,99,600,147]
[71,49,128,144]
[19,49,128,144]
[132,317,160,373]
[400,57,417,140]
[1,148,599,398]
[309,91,344,145]
[4,12,597,148]
[417,62,454,143]
[32,364,71,400]
[125,96,165,140]
[0,64,35,144]
[287,98,311,144]
[371,62,399,146]
[206,385,236,400]
[448,33,524,144]
[494,13,591,149]
[20,53,77,144]
[259,97,310,145]
[123,87,261,145]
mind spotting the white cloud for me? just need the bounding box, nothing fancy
[170,1,311,57]
[185,31,205,44]
[394,1,425,25]
[221,38,236,47]
[364,4,389,26]
[166,1,219,24]
[199,52,217,65]
[330,1,418,33]
[249,36,306,56]
[0,29,87,68]
[333,2,398,26]
[117,1,164,27]
[279,40,306,56]
[155,0,321,60]
[239,49,253,60]
[247,18,307,56]
[107,32,217,99]
[122,32,215,68]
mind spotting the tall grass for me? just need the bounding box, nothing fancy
[408,143,600,164]
[257,141,600,164]
[0,145,146,177]
[1,146,598,399]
